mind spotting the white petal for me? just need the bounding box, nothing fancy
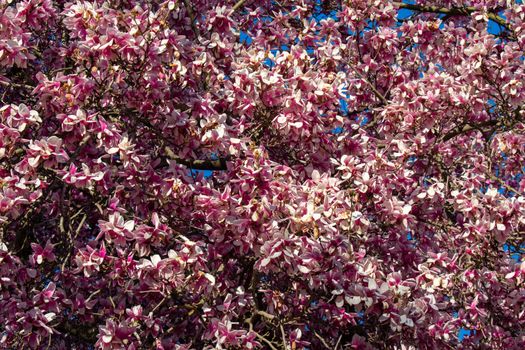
[124,220,135,231]
[102,334,113,343]
[260,257,271,267]
[150,254,161,267]
[204,273,216,285]
[44,312,56,322]
[298,265,310,273]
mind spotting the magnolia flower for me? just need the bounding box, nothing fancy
[30,242,55,265]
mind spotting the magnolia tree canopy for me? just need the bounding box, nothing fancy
[1,0,525,349]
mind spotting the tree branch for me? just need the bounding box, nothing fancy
[0,80,35,90]
[244,316,279,350]
[441,119,500,142]
[314,331,331,349]
[163,146,229,171]
[280,323,288,350]
[394,2,512,32]
[334,334,343,350]
[489,173,522,195]
[233,0,246,12]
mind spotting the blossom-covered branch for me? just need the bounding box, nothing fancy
[0,0,524,349]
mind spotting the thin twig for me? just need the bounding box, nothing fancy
[244,317,279,350]
[280,323,288,350]
[61,214,87,271]
[314,331,331,349]
[256,310,276,320]
[255,331,279,350]
[151,294,169,313]
[349,66,388,105]
[86,289,101,303]
[233,0,246,12]
[489,174,522,195]
[334,334,343,350]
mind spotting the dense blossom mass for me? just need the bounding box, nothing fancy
[0,0,524,349]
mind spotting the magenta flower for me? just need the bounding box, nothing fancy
[30,242,55,265]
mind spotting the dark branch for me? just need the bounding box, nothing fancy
[164,146,229,171]
[441,119,500,142]
[395,2,512,33]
